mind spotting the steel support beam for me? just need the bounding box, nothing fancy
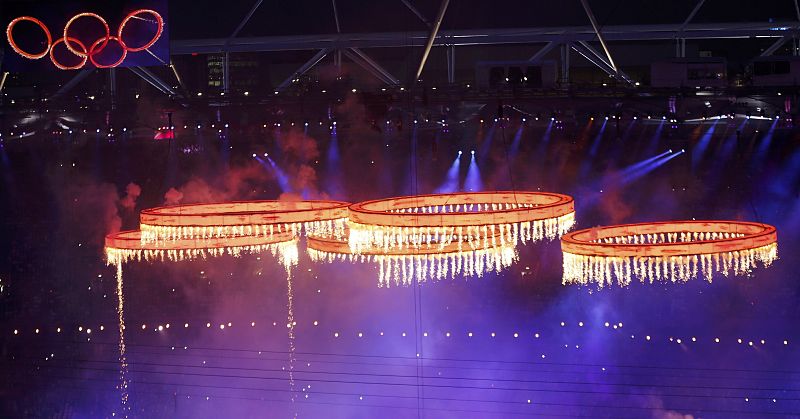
[331,0,342,33]
[579,0,618,73]
[348,48,401,85]
[679,0,706,32]
[170,62,187,92]
[0,72,8,95]
[415,0,449,81]
[109,68,117,109]
[561,43,570,84]
[446,45,455,83]
[575,40,634,84]
[276,48,332,91]
[528,41,559,63]
[50,68,94,99]
[229,0,264,40]
[761,35,790,56]
[343,49,394,84]
[676,0,705,57]
[343,49,398,85]
[129,66,178,97]
[223,52,230,93]
[795,0,800,22]
[400,0,432,28]
[570,43,617,79]
[223,0,264,92]
[171,22,792,54]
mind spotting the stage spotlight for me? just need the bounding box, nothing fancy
[522,118,526,122]
[458,150,463,155]
[668,149,673,153]
[471,150,475,155]
[264,153,268,157]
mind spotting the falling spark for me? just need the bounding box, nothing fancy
[115,262,130,417]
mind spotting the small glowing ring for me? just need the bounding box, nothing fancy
[63,12,110,58]
[49,36,88,70]
[6,16,52,59]
[118,9,164,52]
[88,36,127,68]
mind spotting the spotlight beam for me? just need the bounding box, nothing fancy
[435,152,461,193]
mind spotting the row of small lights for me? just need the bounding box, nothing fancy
[2,113,782,140]
[9,321,791,347]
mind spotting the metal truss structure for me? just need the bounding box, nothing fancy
[172,22,798,90]
[12,0,800,100]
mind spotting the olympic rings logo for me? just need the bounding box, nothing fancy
[6,9,164,70]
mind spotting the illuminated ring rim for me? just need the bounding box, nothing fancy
[88,35,127,68]
[7,16,52,59]
[348,191,575,228]
[117,9,164,52]
[561,220,777,258]
[49,36,88,70]
[140,200,352,228]
[63,12,110,58]
[105,230,295,252]
[309,232,509,256]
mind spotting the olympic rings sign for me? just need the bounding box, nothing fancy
[6,9,164,70]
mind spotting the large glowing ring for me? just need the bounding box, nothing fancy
[105,230,297,266]
[561,220,778,287]
[49,36,88,70]
[88,35,127,68]
[63,12,110,58]
[139,200,351,242]
[6,16,52,59]
[118,9,164,52]
[347,191,575,253]
[308,234,518,287]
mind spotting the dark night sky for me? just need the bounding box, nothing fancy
[165,0,798,38]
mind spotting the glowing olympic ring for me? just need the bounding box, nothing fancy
[118,9,164,52]
[6,16,52,59]
[63,12,110,58]
[50,37,88,70]
[5,10,164,70]
[89,36,127,68]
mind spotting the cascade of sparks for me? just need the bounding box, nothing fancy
[562,228,778,287]
[309,245,518,287]
[140,218,348,243]
[286,268,297,413]
[106,242,292,266]
[349,211,574,254]
[271,240,299,416]
[115,262,130,417]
